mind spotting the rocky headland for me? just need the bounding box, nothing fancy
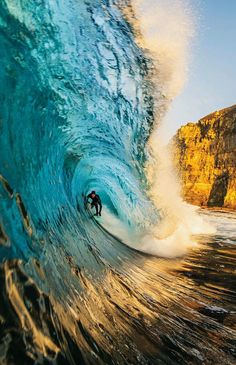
[173,104,236,209]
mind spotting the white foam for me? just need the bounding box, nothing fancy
[132,0,195,99]
[101,205,215,258]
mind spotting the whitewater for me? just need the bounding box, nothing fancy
[0,0,235,364]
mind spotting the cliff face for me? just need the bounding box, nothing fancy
[173,104,236,209]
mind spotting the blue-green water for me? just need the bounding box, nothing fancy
[0,1,235,364]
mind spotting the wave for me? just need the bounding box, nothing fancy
[0,1,235,364]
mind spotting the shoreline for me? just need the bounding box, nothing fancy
[198,205,236,214]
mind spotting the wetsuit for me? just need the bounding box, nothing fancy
[87,193,102,216]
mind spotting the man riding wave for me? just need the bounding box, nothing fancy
[86,190,102,216]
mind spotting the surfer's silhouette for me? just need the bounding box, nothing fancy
[86,191,102,216]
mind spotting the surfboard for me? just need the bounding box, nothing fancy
[85,203,101,219]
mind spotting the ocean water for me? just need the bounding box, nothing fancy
[0,1,235,364]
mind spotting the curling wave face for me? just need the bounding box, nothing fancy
[0,0,157,261]
[0,1,236,364]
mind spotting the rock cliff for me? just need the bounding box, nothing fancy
[173,104,236,209]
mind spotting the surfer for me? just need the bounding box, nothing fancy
[86,191,102,216]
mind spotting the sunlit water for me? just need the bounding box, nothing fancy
[0,1,235,364]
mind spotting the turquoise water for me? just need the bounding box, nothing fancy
[0,1,235,364]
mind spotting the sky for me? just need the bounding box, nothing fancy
[162,0,236,141]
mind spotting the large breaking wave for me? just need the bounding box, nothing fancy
[0,1,236,364]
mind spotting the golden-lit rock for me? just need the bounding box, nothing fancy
[172,104,236,209]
